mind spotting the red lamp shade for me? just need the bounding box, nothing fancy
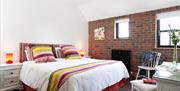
[6,53,13,64]
[79,50,85,57]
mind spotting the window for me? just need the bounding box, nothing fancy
[156,10,180,47]
[115,18,129,39]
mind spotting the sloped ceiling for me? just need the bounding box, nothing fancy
[78,0,180,21]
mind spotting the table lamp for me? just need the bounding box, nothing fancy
[6,53,13,64]
[79,50,85,57]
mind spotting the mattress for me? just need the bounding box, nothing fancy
[20,58,129,91]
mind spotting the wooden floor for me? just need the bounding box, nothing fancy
[117,80,131,91]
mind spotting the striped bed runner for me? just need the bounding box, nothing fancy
[47,60,118,91]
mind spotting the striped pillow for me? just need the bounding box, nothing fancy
[60,45,81,59]
[32,46,56,62]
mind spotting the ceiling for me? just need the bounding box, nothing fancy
[3,0,178,21]
[77,0,180,21]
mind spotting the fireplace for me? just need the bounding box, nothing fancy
[111,50,131,74]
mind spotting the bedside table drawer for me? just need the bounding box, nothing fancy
[3,69,19,78]
[3,77,19,88]
[0,63,22,90]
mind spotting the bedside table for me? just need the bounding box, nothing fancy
[0,63,22,91]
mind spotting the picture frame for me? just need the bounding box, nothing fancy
[94,27,105,40]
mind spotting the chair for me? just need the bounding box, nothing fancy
[136,51,161,80]
[131,51,161,91]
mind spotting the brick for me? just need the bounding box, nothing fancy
[88,6,180,77]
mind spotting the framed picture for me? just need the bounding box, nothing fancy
[94,27,105,40]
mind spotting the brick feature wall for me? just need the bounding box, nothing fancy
[89,6,180,77]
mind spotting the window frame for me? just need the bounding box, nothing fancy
[156,11,180,48]
[114,18,130,39]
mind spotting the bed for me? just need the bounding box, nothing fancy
[19,43,129,91]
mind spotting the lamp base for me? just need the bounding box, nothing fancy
[6,60,13,64]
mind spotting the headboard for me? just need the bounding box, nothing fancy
[20,43,59,63]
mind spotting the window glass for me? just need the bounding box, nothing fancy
[115,18,129,39]
[160,17,180,30]
[160,32,170,45]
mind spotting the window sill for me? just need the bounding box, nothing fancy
[114,37,129,40]
[155,47,180,49]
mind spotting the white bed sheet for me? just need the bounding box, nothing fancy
[20,58,129,91]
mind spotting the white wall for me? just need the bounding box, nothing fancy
[0,0,2,63]
[0,0,88,63]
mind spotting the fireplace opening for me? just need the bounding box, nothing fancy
[111,49,131,74]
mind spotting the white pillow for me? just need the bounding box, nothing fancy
[55,47,62,58]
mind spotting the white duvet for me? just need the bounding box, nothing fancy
[20,58,129,91]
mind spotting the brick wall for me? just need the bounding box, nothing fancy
[88,6,180,77]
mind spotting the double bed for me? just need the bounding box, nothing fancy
[19,43,129,91]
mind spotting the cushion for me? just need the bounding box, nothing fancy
[60,45,81,59]
[32,46,56,62]
[131,80,157,91]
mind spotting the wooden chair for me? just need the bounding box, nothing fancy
[136,51,161,80]
[130,51,161,91]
